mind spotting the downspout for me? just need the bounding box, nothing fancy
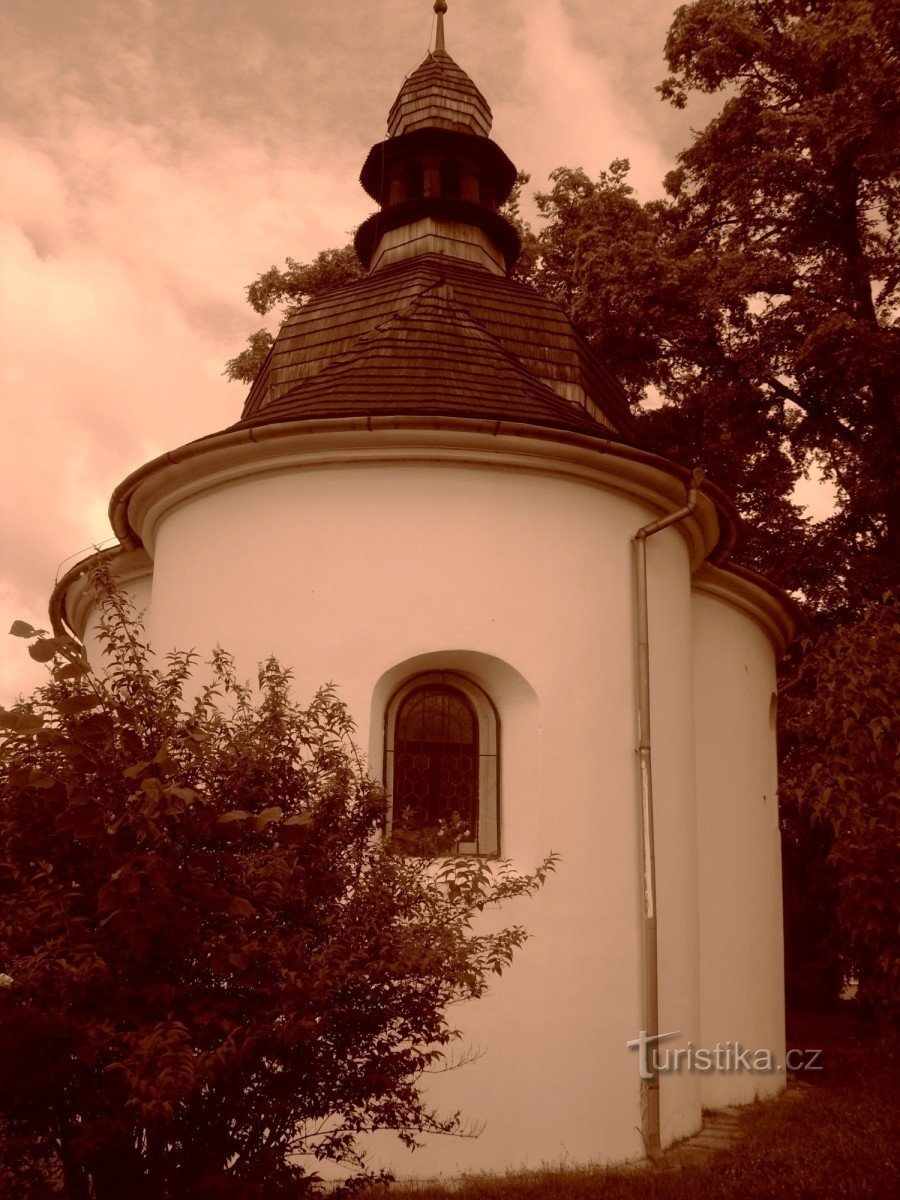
[632,467,704,1162]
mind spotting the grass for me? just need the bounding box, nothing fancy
[352,1010,897,1199]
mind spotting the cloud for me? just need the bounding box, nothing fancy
[495,0,675,204]
[0,0,813,704]
[0,72,372,702]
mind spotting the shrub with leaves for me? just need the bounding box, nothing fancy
[0,564,556,1199]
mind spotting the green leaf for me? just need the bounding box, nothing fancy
[217,811,250,824]
[282,813,314,841]
[167,787,199,804]
[123,760,153,779]
[0,709,44,734]
[73,713,115,741]
[28,770,58,789]
[56,694,103,716]
[9,620,43,638]
[28,639,59,663]
[53,661,92,680]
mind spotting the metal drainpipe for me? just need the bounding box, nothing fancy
[632,467,705,1162]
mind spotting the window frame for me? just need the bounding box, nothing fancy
[384,671,499,856]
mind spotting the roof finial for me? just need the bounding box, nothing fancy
[433,0,447,54]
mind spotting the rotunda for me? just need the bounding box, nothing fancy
[52,2,796,1179]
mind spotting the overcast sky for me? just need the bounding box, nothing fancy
[0,0,827,702]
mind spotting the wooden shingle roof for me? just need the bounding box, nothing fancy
[234,281,603,435]
[242,255,635,437]
[387,49,492,138]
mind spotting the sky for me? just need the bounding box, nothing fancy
[0,0,830,702]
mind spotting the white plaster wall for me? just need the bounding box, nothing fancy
[643,532,702,1145]
[144,457,703,1175]
[76,570,153,674]
[692,590,785,1108]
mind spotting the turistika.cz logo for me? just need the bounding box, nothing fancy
[626,1031,823,1079]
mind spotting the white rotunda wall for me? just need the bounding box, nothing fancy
[642,529,703,1145]
[141,444,705,1175]
[692,583,786,1109]
[61,548,154,675]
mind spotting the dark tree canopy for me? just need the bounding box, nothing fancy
[0,567,555,1198]
[529,0,899,610]
[779,593,899,1017]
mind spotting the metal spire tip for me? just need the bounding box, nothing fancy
[433,0,447,53]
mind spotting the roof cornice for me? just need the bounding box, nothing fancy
[103,415,732,560]
[50,419,798,654]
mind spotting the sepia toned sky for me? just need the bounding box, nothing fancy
[0,0,826,701]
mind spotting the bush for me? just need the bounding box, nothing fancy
[0,563,555,1198]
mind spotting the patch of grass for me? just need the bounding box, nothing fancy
[354,1021,896,1199]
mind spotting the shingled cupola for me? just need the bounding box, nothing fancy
[355,0,520,275]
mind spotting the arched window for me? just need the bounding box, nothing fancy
[385,672,498,855]
[400,160,425,201]
[439,158,462,200]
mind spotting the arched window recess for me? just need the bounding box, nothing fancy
[384,671,499,856]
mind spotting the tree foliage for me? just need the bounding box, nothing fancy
[530,0,899,609]
[779,594,899,1019]
[224,246,364,385]
[0,566,555,1198]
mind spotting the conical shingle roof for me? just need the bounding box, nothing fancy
[241,255,634,437]
[234,278,604,436]
[387,49,492,138]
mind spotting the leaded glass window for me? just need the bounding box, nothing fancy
[392,685,478,841]
[384,672,499,856]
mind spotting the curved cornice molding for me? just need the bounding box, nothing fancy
[107,416,727,563]
[52,418,796,652]
[692,562,800,656]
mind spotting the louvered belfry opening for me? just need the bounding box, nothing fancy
[392,684,479,842]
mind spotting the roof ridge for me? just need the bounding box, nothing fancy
[314,277,447,370]
[408,287,593,413]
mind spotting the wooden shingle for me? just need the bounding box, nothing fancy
[387,50,492,138]
[234,282,606,437]
[242,255,635,437]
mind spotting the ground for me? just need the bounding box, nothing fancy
[353,1007,896,1199]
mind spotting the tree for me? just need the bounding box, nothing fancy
[224,246,363,384]
[530,0,898,611]
[778,593,899,1019]
[0,564,555,1198]
[524,160,817,597]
